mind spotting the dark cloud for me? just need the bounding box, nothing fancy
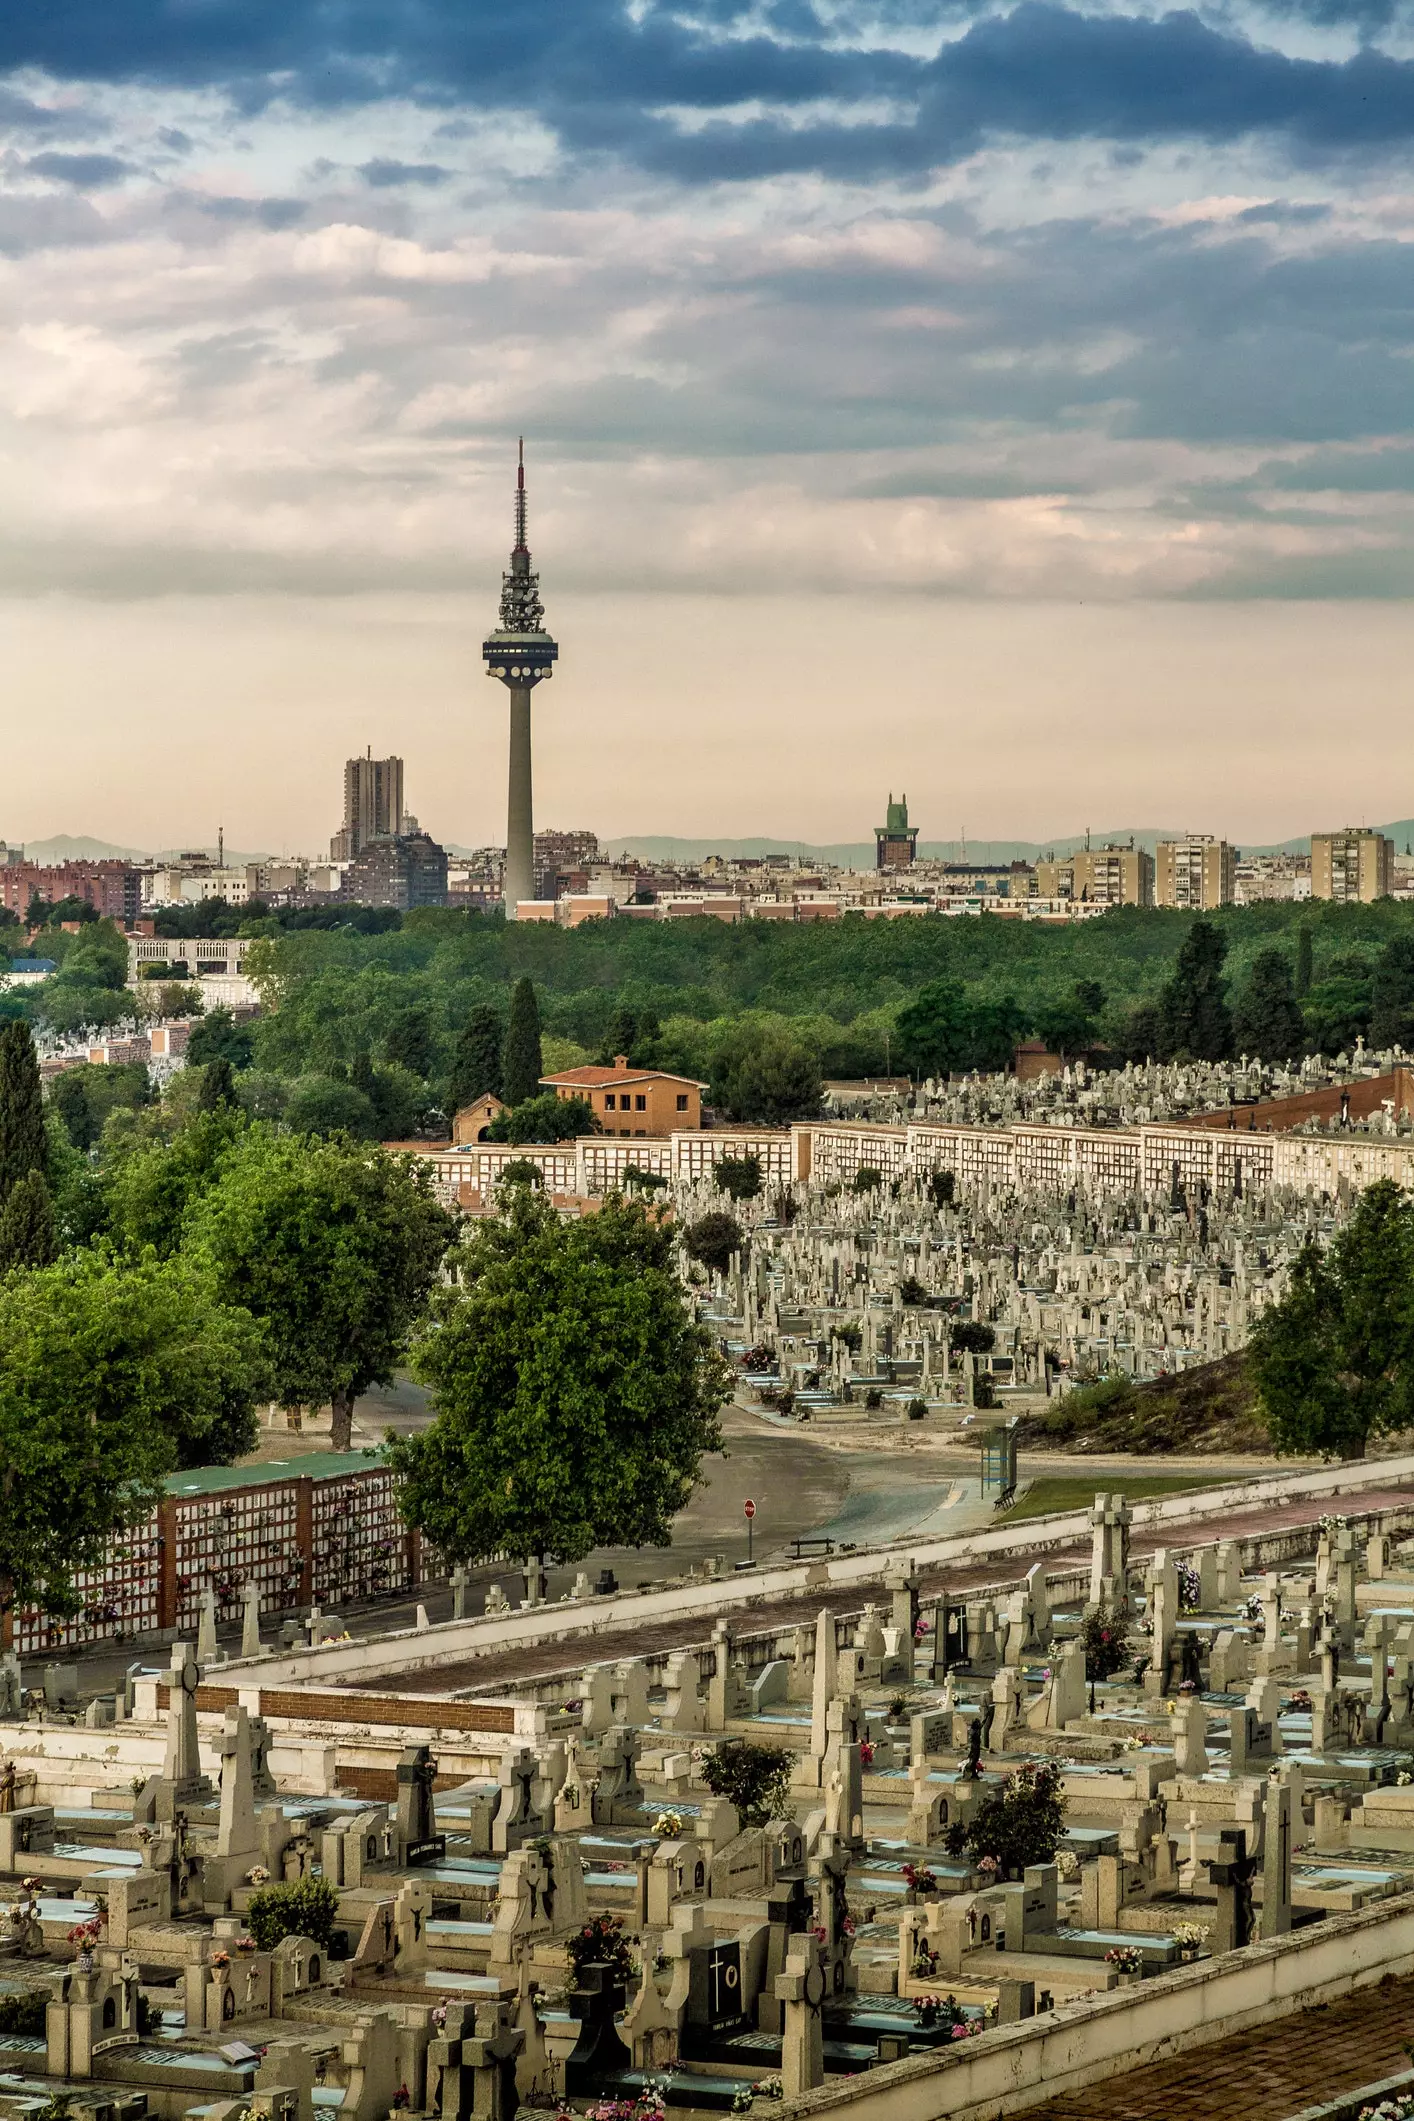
[162,189,307,228]
[358,158,450,186]
[25,150,132,185]
[5,1,1414,180]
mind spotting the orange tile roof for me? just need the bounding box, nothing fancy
[541,1065,707,1089]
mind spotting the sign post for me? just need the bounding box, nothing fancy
[744,1497,756,1566]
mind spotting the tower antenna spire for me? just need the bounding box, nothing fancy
[514,436,527,554]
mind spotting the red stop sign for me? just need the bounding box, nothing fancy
[743,1498,756,1520]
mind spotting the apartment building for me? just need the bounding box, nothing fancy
[1155,835,1237,910]
[1311,828,1395,903]
[1033,843,1154,907]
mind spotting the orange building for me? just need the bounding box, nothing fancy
[541,1054,706,1136]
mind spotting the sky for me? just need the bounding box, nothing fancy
[1,0,1412,855]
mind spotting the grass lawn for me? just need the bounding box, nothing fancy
[1004,1472,1230,1523]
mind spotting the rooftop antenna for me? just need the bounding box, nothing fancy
[218,823,224,869]
[514,436,528,555]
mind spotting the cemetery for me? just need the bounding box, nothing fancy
[9,1491,1414,2118]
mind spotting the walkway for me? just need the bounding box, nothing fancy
[1032,1972,1414,2120]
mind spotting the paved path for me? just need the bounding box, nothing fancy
[378,1484,1414,1697]
[1032,1972,1414,2119]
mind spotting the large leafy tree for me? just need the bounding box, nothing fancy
[711,1022,821,1123]
[104,1109,246,1258]
[392,1192,729,1564]
[1232,948,1306,1062]
[1248,1180,1414,1458]
[895,980,1025,1077]
[1157,920,1233,1061]
[0,1249,267,1622]
[188,1128,454,1449]
[487,1093,598,1144]
[501,979,544,1106]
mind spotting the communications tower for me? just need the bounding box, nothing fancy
[483,440,557,917]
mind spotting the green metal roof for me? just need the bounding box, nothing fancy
[164,1448,387,1497]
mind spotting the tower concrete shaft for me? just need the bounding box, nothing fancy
[483,440,557,920]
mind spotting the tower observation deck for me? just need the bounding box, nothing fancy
[483,440,557,918]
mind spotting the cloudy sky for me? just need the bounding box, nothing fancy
[1,0,1411,854]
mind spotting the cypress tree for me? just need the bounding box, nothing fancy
[351,1048,377,1101]
[1157,920,1233,1062]
[0,1168,55,1272]
[1370,935,1414,1051]
[1233,948,1306,1062]
[501,980,543,1107]
[197,1056,238,1112]
[0,1022,46,1207]
[1295,926,1314,1000]
[448,1006,504,1108]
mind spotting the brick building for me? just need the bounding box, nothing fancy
[0,861,142,923]
[541,1054,706,1135]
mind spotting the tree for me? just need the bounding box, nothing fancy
[448,1005,503,1108]
[1249,1181,1414,1458]
[104,1109,246,1258]
[188,1127,454,1450]
[683,1210,746,1277]
[48,1062,151,1151]
[949,1320,995,1354]
[283,1076,377,1139]
[246,1876,339,1951]
[0,1023,46,1206]
[713,1154,762,1201]
[1157,921,1233,1062]
[943,1760,1065,1879]
[383,1004,434,1080]
[1232,949,1305,1062]
[502,979,544,1106]
[185,1008,255,1072]
[711,1023,821,1124]
[0,1248,267,1623]
[896,980,1024,1077]
[1295,926,1314,1000]
[197,1056,238,1112]
[391,1191,728,1564]
[487,1093,599,1144]
[1370,935,1414,1050]
[700,1741,794,1826]
[0,1170,55,1273]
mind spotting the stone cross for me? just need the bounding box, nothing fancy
[1089,1492,1132,1609]
[162,1642,206,1796]
[197,1588,219,1667]
[1258,1776,1293,1941]
[216,1705,259,1861]
[1209,1827,1257,1953]
[809,1609,838,1769]
[775,1933,826,2099]
[240,1585,262,1660]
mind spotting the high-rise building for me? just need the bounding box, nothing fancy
[875,794,919,871]
[534,828,599,899]
[1156,835,1236,910]
[330,751,405,862]
[483,442,558,918]
[345,831,448,911]
[1034,842,1154,906]
[1311,828,1394,903]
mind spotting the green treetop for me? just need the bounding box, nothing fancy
[188,1126,454,1450]
[1248,1179,1414,1458]
[501,979,544,1107]
[447,1005,504,1109]
[1157,919,1233,1062]
[1232,948,1306,1062]
[0,1247,267,1620]
[0,1023,46,1206]
[391,1191,728,1565]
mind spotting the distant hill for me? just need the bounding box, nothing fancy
[607,820,1414,866]
[9,833,152,863]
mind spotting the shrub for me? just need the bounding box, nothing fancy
[950,1321,995,1355]
[864,1387,884,1410]
[713,1153,762,1201]
[927,1169,956,1209]
[246,1876,340,1952]
[700,1740,794,1827]
[0,1991,48,2036]
[907,1396,927,1421]
[852,1166,882,1193]
[944,1760,1064,1880]
[683,1211,746,1277]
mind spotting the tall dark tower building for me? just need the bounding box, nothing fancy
[483,441,557,917]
